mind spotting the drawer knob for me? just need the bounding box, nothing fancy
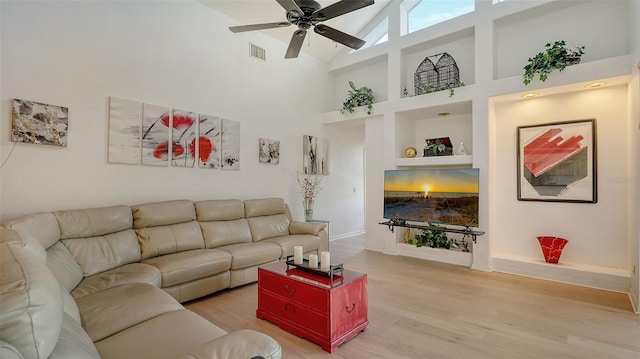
[284,302,296,313]
[284,285,296,296]
[345,302,356,313]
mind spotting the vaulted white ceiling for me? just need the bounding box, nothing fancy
[202,0,391,62]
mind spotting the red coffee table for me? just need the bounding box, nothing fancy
[256,261,368,353]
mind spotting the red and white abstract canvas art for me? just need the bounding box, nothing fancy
[517,119,596,203]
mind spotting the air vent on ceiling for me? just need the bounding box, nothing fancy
[250,43,266,62]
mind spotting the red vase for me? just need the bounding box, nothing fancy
[537,236,569,264]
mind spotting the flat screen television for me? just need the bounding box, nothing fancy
[384,168,479,227]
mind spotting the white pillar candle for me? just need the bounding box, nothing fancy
[293,246,303,265]
[320,251,330,272]
[308,254,318,269]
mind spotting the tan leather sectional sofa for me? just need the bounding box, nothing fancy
[0,198,328,359]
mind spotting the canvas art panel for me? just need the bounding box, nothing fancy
[198,114,222,169]
[11,99,68,147]
[259,138,280,164]
[303,135,329,175]
[517,119,597,203]
[171,109,197,167]
[221,119,240,170]
[108,97,141,164]
[142,103,170,166]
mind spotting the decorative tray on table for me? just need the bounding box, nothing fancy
[285,255,344,280]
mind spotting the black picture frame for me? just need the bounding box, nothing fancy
[517,119,597,203]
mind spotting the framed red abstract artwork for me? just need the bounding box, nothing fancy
[517,119,597,203]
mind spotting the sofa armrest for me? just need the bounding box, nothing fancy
[289,221,325,236]
[177,329,281,359]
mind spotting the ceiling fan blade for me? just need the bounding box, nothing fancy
[314,24,365,50]
[312,0,375,21]
[229,22,290,33]
[276,0,304,18]
[285,29,307,59]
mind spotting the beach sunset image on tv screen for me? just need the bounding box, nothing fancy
[384,168,479,227]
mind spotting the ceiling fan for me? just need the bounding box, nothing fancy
[229,0,375,59]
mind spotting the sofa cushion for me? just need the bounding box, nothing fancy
[54,205,133,239]
[61,290,81,324]
[2,212,60,249]
[62,229,141,276]
[75,283,183,342]
[94,309,227,359]
[142,249,231,287]
[244,198,285,218]
[247,214,290,241]
[179,329,282,359]
[132,200,195,228]
[48,313,100,359]
[195,199,244,221]
[217,242,282,270]
[0,240,63,359]
[136,220,204,260]
[71,263,162,299]
[46,242,84,292]
[200,218,252,248]
[0,340,22,359]
[263,234,322,259]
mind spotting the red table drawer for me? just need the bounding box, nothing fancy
[259,270,328,313]
[259,291,329,337]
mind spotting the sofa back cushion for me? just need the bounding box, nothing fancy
[244,198,290,241]
[136,221,204,260]
[132,200,195,228]
[132,200,204,260]
[2,212,61,249]
[195,199,244,221]
[55,205,133,239]
[1,234,63,359]
[196,200,251,248]
[46,242,84,292]
[244,198,286,218]
[55,206,140,276]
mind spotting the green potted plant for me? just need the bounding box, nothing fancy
[409,225,450,249]
[341,81,375,115]
[523,40,585,85]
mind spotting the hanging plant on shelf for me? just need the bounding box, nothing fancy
[340,81,375,115]
[523,40,585,85]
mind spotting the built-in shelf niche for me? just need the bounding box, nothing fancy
[395,100,473,165]
[402,27,475,96]
[493,0,629,81]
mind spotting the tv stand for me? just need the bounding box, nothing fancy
[379,220,484,243]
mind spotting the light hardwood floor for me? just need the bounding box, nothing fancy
[185,235,640,359]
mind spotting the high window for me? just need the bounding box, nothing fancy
[407,0,474,33]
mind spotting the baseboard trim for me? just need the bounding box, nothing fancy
[329,230,365,241]
[492,254,631,293]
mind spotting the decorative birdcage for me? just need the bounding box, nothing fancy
[414,52,460,95]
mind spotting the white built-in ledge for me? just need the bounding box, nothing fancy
[396,243,472,267]
[491,253,631,293]
[396,155,473,167]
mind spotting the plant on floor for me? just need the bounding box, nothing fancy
[523,40,585,85]
[341,81,375,115]
[409,225,450,249]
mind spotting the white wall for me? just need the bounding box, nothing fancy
[0,1,365,238]
[491,86,630,271]
[628,0,640,312]
[494,0,629,80]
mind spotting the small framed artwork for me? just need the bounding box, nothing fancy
[259,138,280,164]
[11,99,68,147]
[517,119,597,203]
